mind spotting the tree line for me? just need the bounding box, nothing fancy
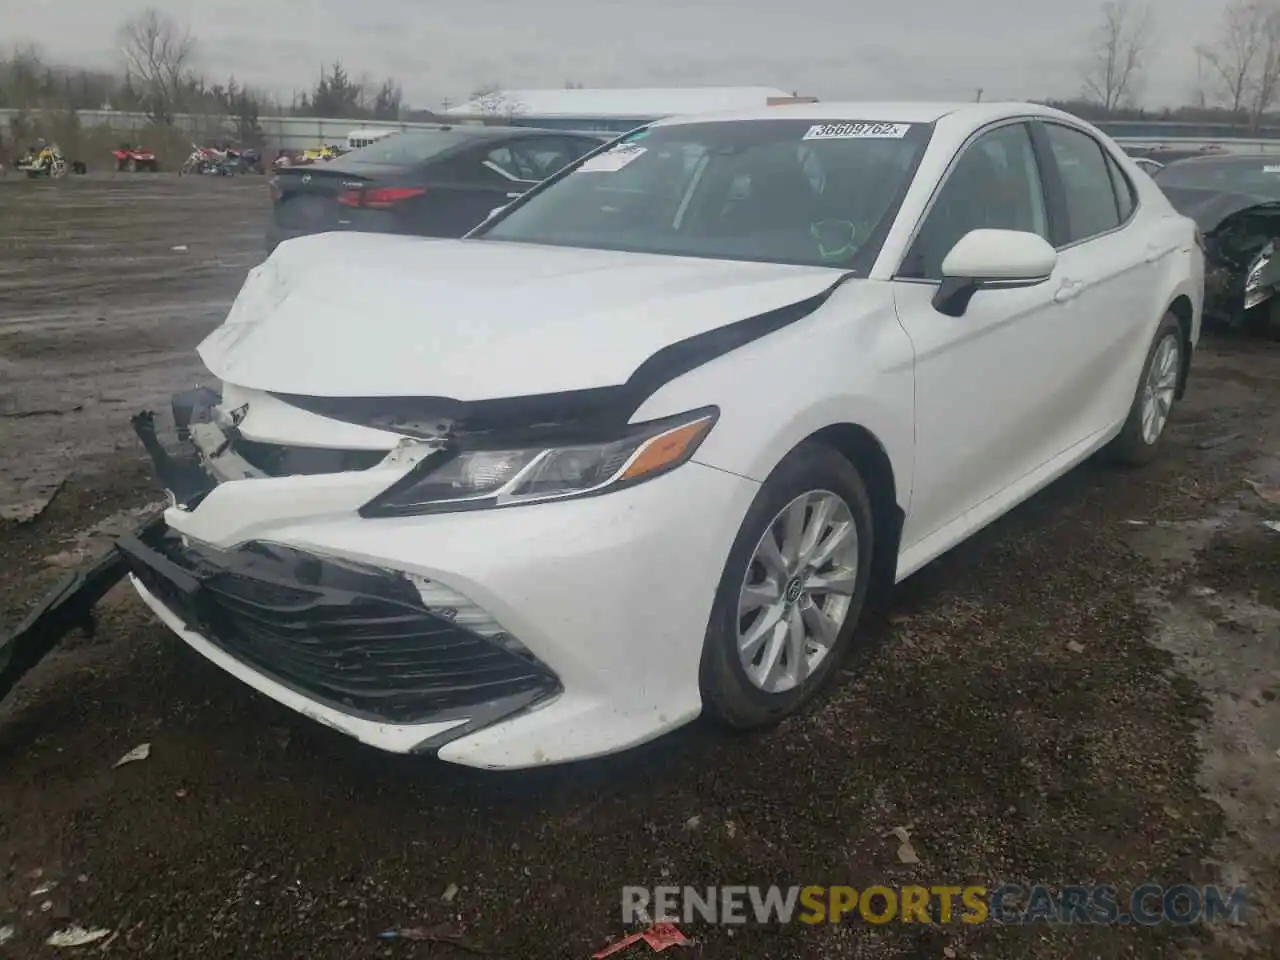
[9,1,1280,141]
[1070,0,1280,127]
[0,8,407,147]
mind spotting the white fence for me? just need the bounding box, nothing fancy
[0,109,479,151]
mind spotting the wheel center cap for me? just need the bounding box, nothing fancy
[785,576,804,604]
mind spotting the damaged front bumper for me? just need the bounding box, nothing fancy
[1204,244,1280,323]
[122,386,756,767]
[118,521,560,752]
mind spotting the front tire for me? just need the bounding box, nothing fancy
[1244,298,1280,339]
[1106,311,1183,466]
[700,442,874,729]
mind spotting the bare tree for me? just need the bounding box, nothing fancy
[117,8,196,124]
[468,83,524,119]
[1249,9,1280,125]
[0,44,46,109]
[371,79,403,120]
[1196,0,1275,114]
[1080,0,1154,111]
[1190,48,1211,108]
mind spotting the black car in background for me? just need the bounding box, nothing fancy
[1151,154,1280,336]
[266,125,607,252]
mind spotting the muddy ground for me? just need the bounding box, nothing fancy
[1,174,1278,960]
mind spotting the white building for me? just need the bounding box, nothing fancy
[444,86,815,133]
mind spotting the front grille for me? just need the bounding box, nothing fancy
[121,532,559,725]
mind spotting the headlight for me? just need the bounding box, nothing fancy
[1245,241,1276,309]
[360,407,717,516]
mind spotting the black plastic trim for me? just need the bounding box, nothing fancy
[1026,120,1072,249]
[0,516,164,704]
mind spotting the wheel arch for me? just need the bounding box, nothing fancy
[1166,294,1194,400]
[797,422,904,597]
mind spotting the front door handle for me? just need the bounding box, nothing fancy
[1053,279,1083,303]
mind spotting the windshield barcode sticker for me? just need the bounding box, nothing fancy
[578,144,647,172]
[802,122,911,140]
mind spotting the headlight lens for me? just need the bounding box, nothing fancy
[361,407,717,516]
[1245,241,1275,309]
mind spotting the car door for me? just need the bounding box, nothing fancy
[891,120,1084,551]
[470,136,604,226]
[418,141,541,236]
[1032,121,1160,436]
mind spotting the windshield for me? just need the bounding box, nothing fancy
[476,119,933,268]
[1154,159,1280,199]
[334,130,469,167]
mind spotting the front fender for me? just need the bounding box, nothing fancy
[631,284,916,512]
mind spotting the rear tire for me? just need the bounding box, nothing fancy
[1243,299,1280,339]
[700,442,874,729]
[1105,311,1183,467]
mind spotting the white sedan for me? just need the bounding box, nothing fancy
[122,101,1204,768]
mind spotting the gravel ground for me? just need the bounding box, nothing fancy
[1,174,1278,960]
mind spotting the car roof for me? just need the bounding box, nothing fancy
[648,100,1080,128]
[1165,152,1273,164]
[399,124,604,139]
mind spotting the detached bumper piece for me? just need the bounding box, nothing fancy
[0,534,146,704]
[116,524,560,727]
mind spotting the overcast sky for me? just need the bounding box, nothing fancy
[7,1,1222,110]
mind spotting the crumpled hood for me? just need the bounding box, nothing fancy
[1159,184,1280,233]
[200,232,844,400]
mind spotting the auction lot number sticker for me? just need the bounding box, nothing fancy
[802,122,912,140]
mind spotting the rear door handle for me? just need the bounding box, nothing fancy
[506,191,524,199]
[1145,243,1176,263]
[1053,279,1083,303]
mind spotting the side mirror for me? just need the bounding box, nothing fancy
[932,228,1057,317]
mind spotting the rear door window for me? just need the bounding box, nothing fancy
[1042,123,1122,242]
[511,137,596,179]
[483,144,538,182]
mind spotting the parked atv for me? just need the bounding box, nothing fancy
[274,144,342,169]
[226,147,264,174]
[180,144,229,176]
[179,142,260,176]
[15,142,69,179]
[113,144,158,172]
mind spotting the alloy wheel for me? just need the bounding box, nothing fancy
[736,490,859,693]
[1141,333,1180,445]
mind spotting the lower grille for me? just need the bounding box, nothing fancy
[120,531,559,725]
